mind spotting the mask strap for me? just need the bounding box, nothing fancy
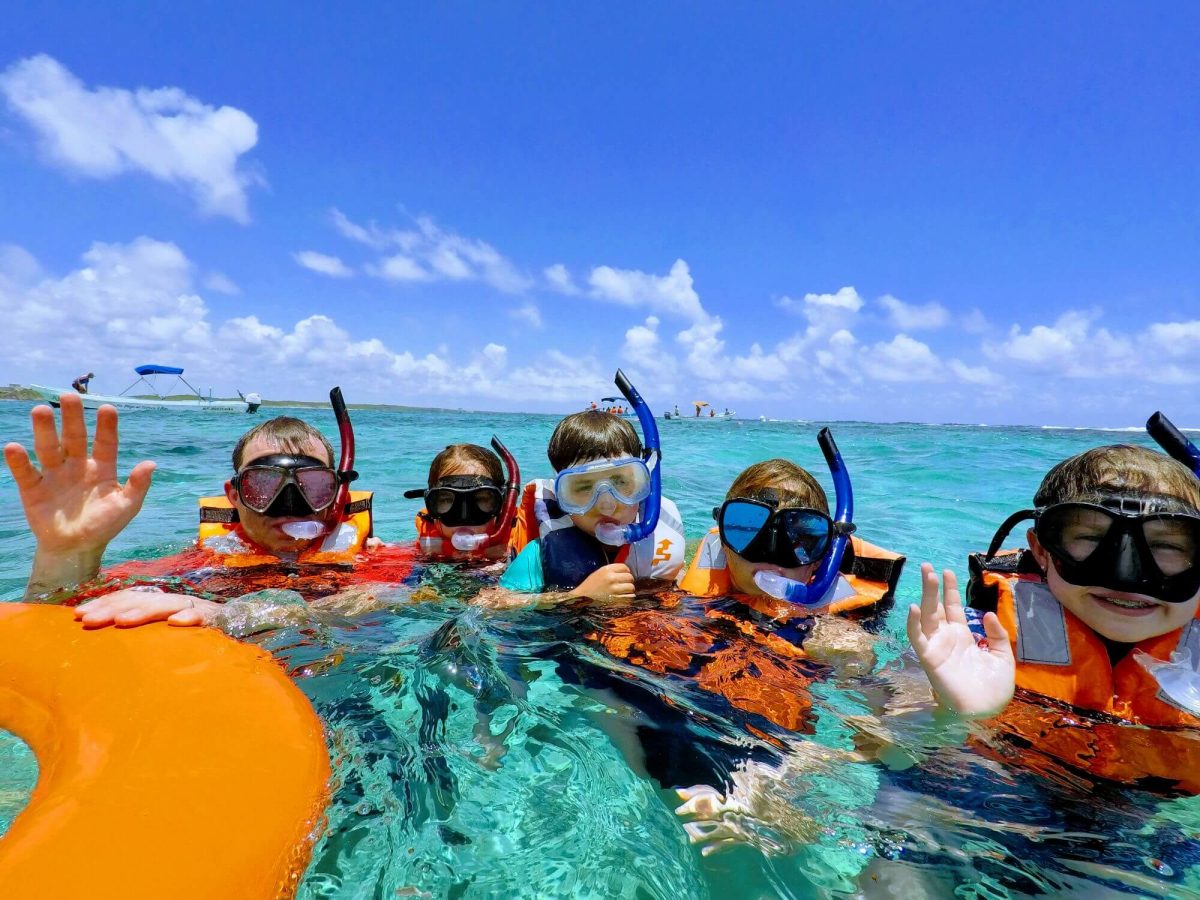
[986,509,1037,558]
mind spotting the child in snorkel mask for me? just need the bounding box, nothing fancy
[406,440,519,562]
[494,407,685,603]
[910,442,1200,793]
[678,431,904,617]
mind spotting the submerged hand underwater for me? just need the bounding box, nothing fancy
[2,387,1200,899]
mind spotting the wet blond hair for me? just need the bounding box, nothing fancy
[427,443,504,485]
[725,458,829,514]
[1034,444,1200,510]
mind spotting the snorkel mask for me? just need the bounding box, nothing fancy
[985,493,1200,604]
[976,410,1200,605]
[739,428,856,606]
[583,369,661,547]
[406,437,520,553]
[232,386,358,541]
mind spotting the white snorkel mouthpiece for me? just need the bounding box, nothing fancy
[753,570,800,600]
[753,570,833,608]
[281,520,327,541]
[595,522,632,546]
[450,530,490,552]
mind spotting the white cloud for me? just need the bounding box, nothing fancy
[621,315,663,366]
[544,263,580,295]
[984,310,1136,377]
[369,254,428,282]
[860,334,943,382]
[1146,322,1200,358]
[948,359,1001,386]
[589,259,707,322]
[0,237,611,405]
[509,302,544,330]
[334,210,531,294]
[778,286,864,315]
[878,294,949,331]
[0,55,260,222]
[294,250,354,278]
[203,272,240,295]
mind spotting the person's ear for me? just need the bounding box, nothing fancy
[1026,528,1049,572]
[224,479,238,506]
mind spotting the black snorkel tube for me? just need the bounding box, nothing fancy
[595,369,661,546]
[752,427,856,606]
[1147,411,1200,476]
[449,435,521,553]
[330,387,359,521]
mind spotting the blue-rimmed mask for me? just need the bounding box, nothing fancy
[554,457,654,515]
[715,497,838,568]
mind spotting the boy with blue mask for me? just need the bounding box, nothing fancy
[497,409,684,602]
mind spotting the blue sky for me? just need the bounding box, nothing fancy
[2,3,1199,425]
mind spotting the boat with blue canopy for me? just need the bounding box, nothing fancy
[30,365,261,413]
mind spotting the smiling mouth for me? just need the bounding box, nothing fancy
[1092,593,1159,611]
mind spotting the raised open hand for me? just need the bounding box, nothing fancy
[906,563,1015,717]
[5,393,155,595]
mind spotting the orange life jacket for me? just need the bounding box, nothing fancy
[197,491,374,568]
[676,528,904,616]
[968,551,1200,792]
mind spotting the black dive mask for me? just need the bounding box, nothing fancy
[404,475,504,527]
[988,493,1200,604]
[233,454,339,518]
[714,491,849,570]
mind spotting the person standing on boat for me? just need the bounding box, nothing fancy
[71,372,94,394]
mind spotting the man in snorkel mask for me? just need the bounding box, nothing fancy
[224,416,349,554]
[7,389,368,627]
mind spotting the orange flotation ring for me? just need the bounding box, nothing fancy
[0,604,330,898]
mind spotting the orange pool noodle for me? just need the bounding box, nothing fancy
[0,604,330,899]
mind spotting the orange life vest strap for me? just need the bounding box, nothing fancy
[197,491,374,567]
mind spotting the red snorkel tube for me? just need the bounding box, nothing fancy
[330,387,358,521]
[448,435,521,553]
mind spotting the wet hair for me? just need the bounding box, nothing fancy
[427,443,504,485]
[724,458,829,514]
[547,411,642,471]
[231,417,335,470]
[1034,444,1200,510]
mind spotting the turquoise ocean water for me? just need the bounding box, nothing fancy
[2,401,1199,897]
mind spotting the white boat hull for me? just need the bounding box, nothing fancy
[30,385,258,413]
[663,414,736,422]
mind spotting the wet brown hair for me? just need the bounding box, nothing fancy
[547,411,642,471]
[231,417,335,470]
[427,443,504,485]
[1034,444,1200,510]
[725,458,829,514]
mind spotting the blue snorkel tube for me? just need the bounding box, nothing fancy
[1147,411,1200,476]
[594,369,662,546]
[753,427,855,606]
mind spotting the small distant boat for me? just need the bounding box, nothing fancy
[30,365,262,413]
[596,396,639,419]
[663,400,735,422]
[663,411,736,422]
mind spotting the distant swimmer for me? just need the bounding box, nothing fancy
[71,372,95,394]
